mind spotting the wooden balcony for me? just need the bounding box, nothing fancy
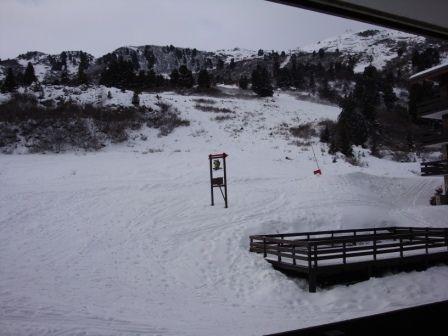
[417,96,448,119]
[421,159,448,176]
[421,132,448,147]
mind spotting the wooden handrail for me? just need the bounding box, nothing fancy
[250,227,448,267]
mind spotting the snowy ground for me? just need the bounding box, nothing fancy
[1,90,448,335]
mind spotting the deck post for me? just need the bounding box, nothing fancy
[223,154,228,208]
[292,245,296,265]
[209,155,214,206]
[313,244,318,268]
[278,243,281,262]
[373,234,377,261]
[307,243,316,292]
[343,241,346,264]
[353,231,357,246]
[263,238,267,258]
[445,229,448,251]
[307,244,312,270]
[308,270,317,293]
[400,238,404,258]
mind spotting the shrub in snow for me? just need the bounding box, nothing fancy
[251,65,273,97]
[194,104,233,114]
[152,102,190,136]
[0,94,190,153]
[290,123,317,140]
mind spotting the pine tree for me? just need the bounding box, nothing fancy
[197,69,212,89]
[276,67,291,88]
[60,70,69,85]
[353,65,380,121]
[23,62,37,86]
[60,51,67,70]
[132,91,140,106]
[77,65,88,85]
[217,59,224,70]
[318,78,335,101]
[100,57,135,89]
[1,68,17,92]
[336,124,353,157]
[239,75,249,90]
[229,58,235,69]
[337,95,368,147]
[77,52,89,84]
[177,65,194,88]
[251,65,273,97]
[309,73,316,94]
[107,91,112,99]
[319,124,331,143]
[318,48,325,58]
[170,68,180,87]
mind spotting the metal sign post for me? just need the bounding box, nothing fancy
[209,153,228,208]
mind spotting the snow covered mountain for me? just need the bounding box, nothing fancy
[1,28,446,84]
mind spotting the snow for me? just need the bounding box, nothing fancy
[214,47,259,63]
[1,89,448,335]
[280,55,291,69]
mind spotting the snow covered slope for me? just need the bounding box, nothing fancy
[214,47,260,63]
[298,29,427,73]
[1,91,448,336]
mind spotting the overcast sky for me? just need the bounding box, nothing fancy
[0,0,377,59]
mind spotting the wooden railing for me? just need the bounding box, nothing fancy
[250,227,448,292]
[421,159,448,176]
[417,96,448,116]
[421,132,448,147]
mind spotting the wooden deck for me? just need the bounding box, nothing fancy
[249,227,448,292]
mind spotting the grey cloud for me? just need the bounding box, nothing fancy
[0,0,377,59]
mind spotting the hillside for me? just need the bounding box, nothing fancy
[1,28,447,85]
[1,88,448,335]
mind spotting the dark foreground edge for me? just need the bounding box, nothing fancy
[266,299,448,336]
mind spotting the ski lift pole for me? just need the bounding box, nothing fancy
[311,144,322,175]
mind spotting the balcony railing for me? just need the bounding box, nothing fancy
[417,96,448,117]
[421,159,448,176]
[421,132,448,147]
